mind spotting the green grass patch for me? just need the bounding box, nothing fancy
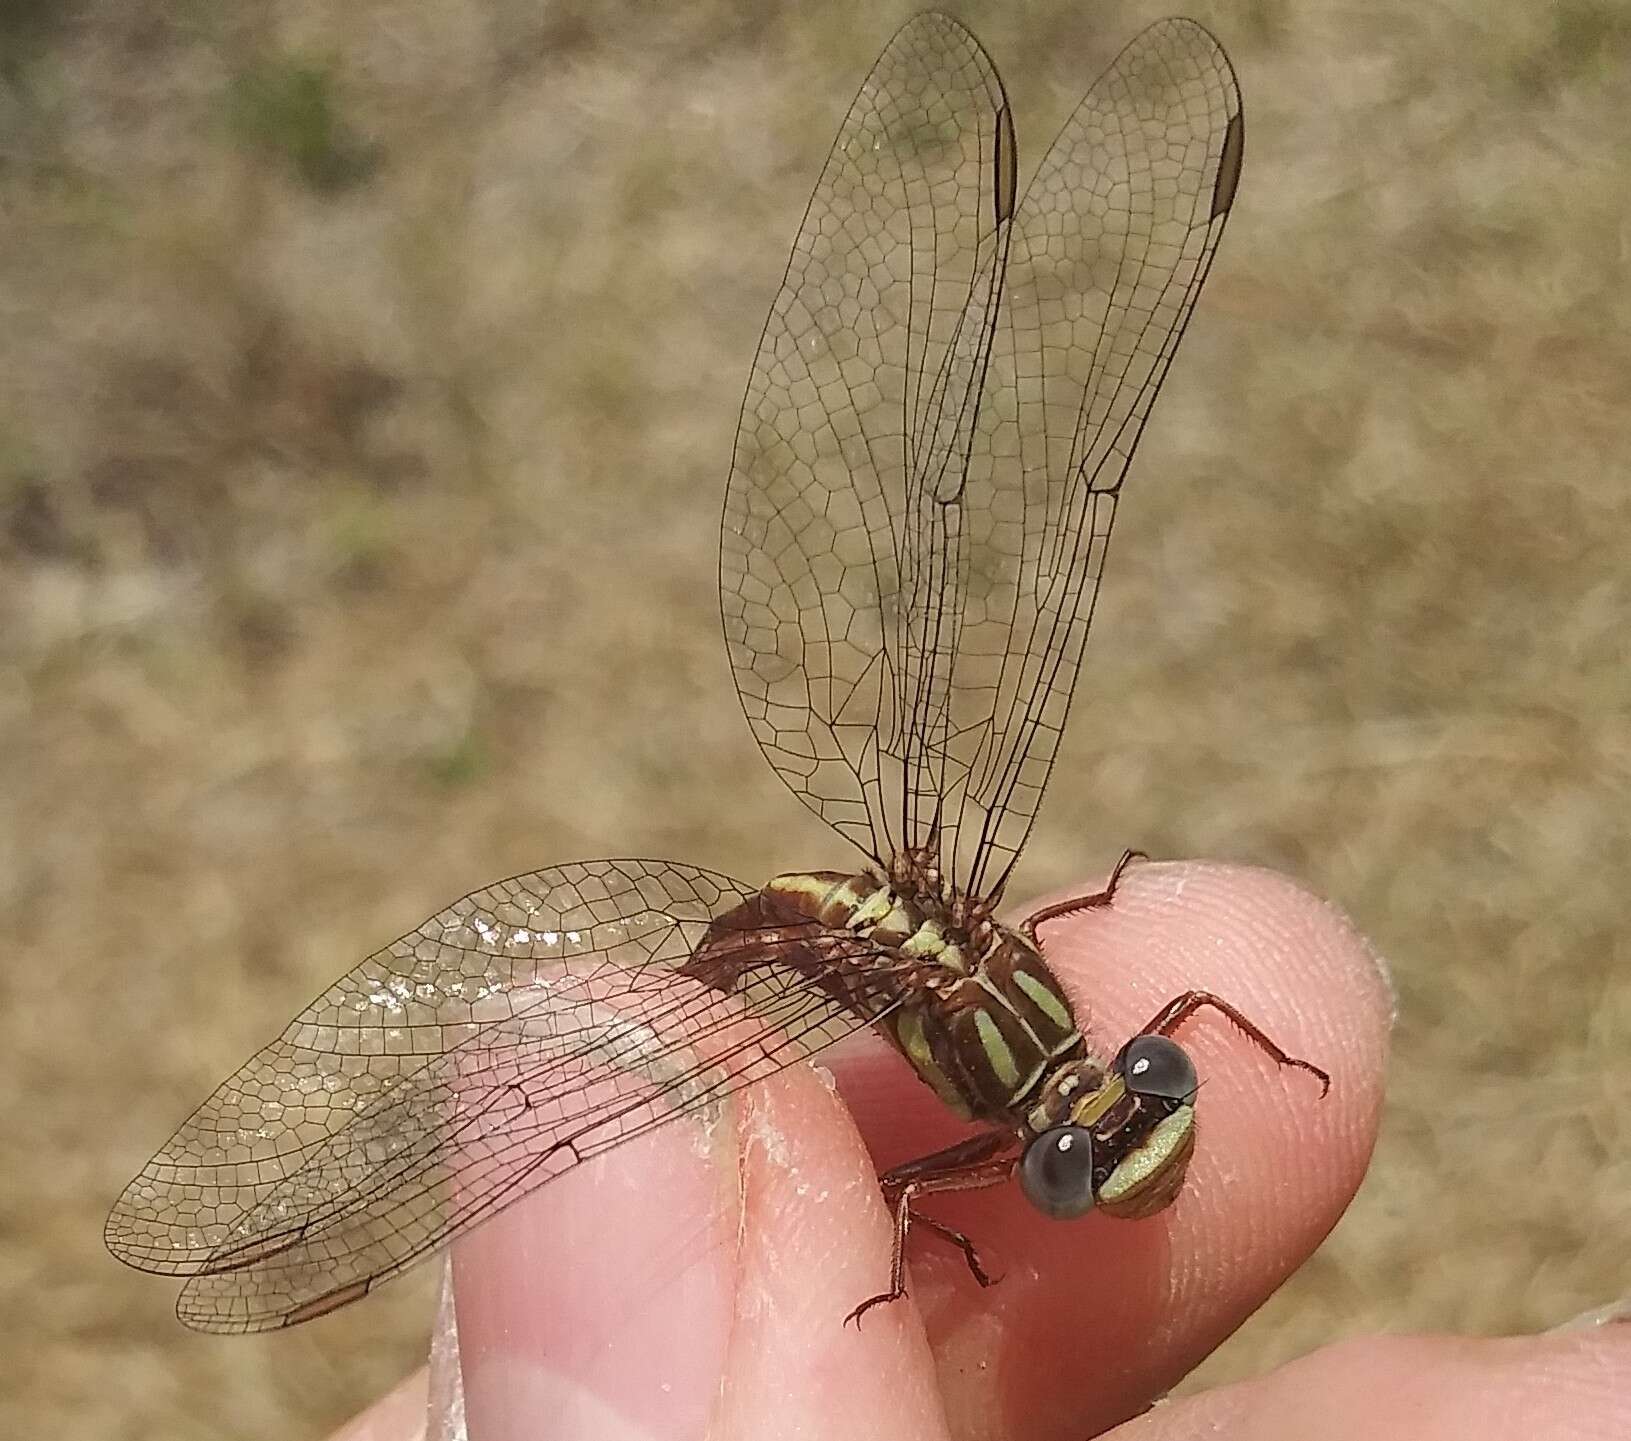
[226,54,378,193]
[423,728,491,788]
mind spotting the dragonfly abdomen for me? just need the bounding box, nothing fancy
[764,870,1085,1123]
[763,871,938,950]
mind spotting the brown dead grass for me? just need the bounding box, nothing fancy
[4,2,1630,1437]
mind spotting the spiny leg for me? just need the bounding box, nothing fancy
[846,1132,1019,1328]
[1142,989,1330,1095]
[1020,848,1149,945]
[847,1163,1017,1328]
[907,1211,996,1288]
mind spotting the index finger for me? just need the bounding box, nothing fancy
[836,858,1391,1439]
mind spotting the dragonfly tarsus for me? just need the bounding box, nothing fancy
[1141,990,1333,1096]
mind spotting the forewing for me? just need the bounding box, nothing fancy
[105,859,890,1333]
[953,19,1243,897]
[722,12,1017,865]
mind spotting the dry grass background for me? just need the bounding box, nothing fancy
[4,1,1630,1437]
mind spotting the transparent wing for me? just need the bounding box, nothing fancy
[954,19,1242,898]
[721,16,1241,897]
[721,12,1017,866]
[105,859,895,1332]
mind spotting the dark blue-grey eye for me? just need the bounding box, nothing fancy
[1019,1125,1096,1220]
[1119,1035,1197,1102]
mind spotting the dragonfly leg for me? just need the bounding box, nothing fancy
[1139,990,1330,1095]
[845,1131,1020,1328]
[1020,848,1149,944]
[908,1211,995,1288]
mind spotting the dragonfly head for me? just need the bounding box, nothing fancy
[1019,1035,1198,1221]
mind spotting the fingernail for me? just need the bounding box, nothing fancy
[427,1258,467,1441]
[1549,1297,1631,1333]
[459,1359,662,1441]
[452,1113,742,1441]
[1358,938,1399,1029]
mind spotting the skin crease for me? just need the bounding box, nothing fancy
[327,861,1631,1441]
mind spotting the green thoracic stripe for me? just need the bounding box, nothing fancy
[895,1008,970,1117]
[973,1009,1021,1089]
[1011,967,1073,1033]
[977,971,1045,1053]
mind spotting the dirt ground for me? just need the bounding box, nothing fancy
[4,2,1630,1438]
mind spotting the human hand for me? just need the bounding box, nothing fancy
[330,861,1629,1441]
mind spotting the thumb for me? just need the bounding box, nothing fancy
[1112,1327,1631,1440]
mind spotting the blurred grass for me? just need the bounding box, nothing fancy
[225,53,377,192]
[4,1,1630,1438]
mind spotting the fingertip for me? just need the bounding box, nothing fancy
[916,859,1390,1437]
[1023,858,1390,1211]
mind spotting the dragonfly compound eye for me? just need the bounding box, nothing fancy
[1119,1034,1197,1103]
[1019,1125,1097,1220]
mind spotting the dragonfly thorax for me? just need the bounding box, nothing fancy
[759,869,1085,1123]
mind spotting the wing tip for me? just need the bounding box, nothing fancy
[175,1269,375,1333]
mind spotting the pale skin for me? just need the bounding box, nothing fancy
[330,861,1631,1441]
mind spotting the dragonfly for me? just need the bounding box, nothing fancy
[106,12,1327,1334]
